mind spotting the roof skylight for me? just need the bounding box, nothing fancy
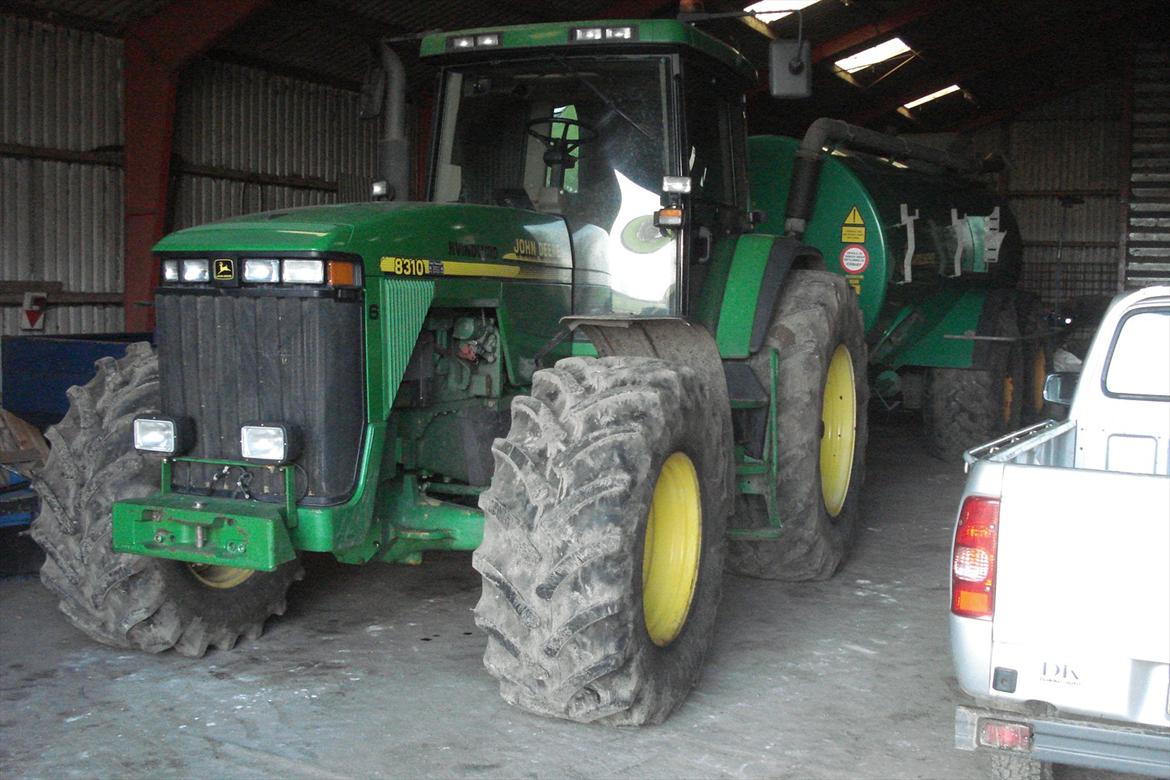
[834,38,912,73]
[903,84,961,109]
[744,0,823,24]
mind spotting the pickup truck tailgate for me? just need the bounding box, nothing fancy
[991,463,1170,726]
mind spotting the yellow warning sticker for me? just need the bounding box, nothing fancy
[841,206,866,243]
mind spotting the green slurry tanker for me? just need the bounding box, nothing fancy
[32,18,1029,725]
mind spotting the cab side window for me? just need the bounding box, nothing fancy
[683,70,746,208]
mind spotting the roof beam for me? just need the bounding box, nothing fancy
[812,0,948,63]
[846,4,1142,126]
[122,0,273,330]
[595,0,676,19]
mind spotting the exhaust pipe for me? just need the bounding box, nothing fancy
[784,117,1005,238]
[378,40,409,201]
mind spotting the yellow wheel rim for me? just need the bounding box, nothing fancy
[1029,348,1047,414]
[1002,374,1015,425]
[820,344,857,518]
[642,452,702,647]
[187,563,255,589]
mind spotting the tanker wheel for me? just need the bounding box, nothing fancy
[29,343,301,657]
[726,270,868,581]
[473,356,732,725]
[1018,295,1058,423]
[924,303,1024,461]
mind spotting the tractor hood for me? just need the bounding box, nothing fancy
[153,202,574,277]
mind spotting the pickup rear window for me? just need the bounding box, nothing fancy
[1103,307,1170,399]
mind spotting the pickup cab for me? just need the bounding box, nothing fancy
[949,285,1170,779]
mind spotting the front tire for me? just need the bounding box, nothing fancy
[30,343,301,657]
[727,270,869,581]
[474,356,733,725]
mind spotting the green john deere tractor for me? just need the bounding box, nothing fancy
[31,17,1024,726]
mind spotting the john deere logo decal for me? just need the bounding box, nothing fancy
[214,259,234,280]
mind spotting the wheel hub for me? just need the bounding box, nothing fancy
[820,344,857,518]
[187,563,255,589]
[642,452,702,647]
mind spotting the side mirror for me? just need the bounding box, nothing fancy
[769,39,812,99]
[1042,372,1078,407]
[358,58,385,120]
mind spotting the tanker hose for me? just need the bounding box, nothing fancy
[782,117,1005,238]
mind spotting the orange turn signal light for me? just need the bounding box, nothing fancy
[327,260,356,287]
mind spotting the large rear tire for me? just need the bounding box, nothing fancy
[726,270,869,581]
[925,303,1023,461]
[474,356,733,725]
[30,343,301,657]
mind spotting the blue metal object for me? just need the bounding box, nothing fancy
[1,332,153,429]
[0,469,38,528]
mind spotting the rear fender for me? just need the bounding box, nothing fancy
[710,234,824,359]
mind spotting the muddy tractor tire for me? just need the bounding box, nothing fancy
[30,343,301,657]
[474,356,733,725]
[727,270,869,582]
[925,303,1024,461]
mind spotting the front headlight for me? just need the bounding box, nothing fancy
[133,416,192,455]
[181,259,210,282]
[240,424,302,464]
[243,258,281,283]
[281,259,325,284]
[162,259,180,282]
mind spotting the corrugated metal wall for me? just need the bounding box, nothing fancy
[974,80,1125,306]
[0,16,124,336]
[172,60,379,228]
[1,15,379,344]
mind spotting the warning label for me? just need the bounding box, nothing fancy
[841,206,866,243]
[839,244,869,274]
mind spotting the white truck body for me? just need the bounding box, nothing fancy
[950,285,1170,778]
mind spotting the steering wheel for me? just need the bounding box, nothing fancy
[525,116,599,153]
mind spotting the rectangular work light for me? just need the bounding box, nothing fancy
[241,424,302,464]
[133,416,193,455]
[162,259,179,282]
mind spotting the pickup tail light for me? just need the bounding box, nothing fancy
[952,495,1000,619]
[978,719,1032,752]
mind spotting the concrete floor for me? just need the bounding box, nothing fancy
[0,419,1130,778]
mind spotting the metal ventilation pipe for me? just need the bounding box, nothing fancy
[784,117,1005,238]
[378,41,409,201]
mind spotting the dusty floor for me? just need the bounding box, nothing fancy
[0,418,1133,778]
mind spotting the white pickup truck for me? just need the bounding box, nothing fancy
[949,285,1170,780]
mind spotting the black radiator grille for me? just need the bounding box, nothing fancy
[155,291,364,504]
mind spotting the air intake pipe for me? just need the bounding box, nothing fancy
[783,117,1005,238]
[378,40,409,201]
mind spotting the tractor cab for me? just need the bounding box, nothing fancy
[421,22,757,318]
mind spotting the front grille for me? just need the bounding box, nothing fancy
[155,291,364,504]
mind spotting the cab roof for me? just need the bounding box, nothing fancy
[419,19,756,84]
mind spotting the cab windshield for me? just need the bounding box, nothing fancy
[432,57,678,315]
